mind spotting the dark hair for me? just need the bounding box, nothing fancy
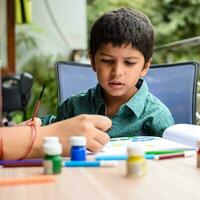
[89,8,154,63]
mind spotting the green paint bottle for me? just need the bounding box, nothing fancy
[43,137,62,174]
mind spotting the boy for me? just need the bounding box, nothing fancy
[42,8,174,137]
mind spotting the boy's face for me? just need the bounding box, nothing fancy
[90,42,151,101]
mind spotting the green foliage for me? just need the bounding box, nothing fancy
[14,1,200,122]
[15,24,67,122]
[21,55,59,119]
[145,0,200,63]
[148,0,200,43]
[87,0,200,64]
[87,0,145,40]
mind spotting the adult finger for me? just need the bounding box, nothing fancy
[27,118,42,126]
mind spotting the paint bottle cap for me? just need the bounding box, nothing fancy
[43,143,62,155]
[43,136,62,155]
[70,136,86,146]
[43,136,59,144]
[127,144,145,156]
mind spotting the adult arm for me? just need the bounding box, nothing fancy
[1,114,111,160]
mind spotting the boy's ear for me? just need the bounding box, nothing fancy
[89,53,96,72]
[141,58,152,77]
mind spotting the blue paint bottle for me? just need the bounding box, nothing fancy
[70,136,86,161]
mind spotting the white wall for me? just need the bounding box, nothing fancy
[0,0,7,67]
[16,0,87,69]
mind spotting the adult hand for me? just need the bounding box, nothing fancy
[16,117,42,127]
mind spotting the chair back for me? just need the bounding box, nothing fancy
[56,62,97,104]
[144,62,199,124]
[56,61,199,124]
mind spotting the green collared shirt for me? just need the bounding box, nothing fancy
[41,80,174,137]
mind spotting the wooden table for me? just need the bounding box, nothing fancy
[0,156,200,200]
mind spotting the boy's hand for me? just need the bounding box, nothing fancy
[55,114,112,155]
[82,115,111,152]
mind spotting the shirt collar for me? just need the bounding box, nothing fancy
[126,79,149,118]
[93,80,149,117]
[93,84,106,115]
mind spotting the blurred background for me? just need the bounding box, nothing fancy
[0,0,200,123]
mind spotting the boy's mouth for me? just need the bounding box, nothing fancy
[108,80,124,89]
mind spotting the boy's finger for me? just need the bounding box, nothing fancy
[88,115,112,131]
[87,139,104,152]
[93,129,110,145]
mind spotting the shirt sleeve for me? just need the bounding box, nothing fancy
[40,98,73,125]
[41,115,56,125]
[54,99,73,122]
[143,108,175,137]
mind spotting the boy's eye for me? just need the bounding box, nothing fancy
[101,59,113,64]
[124,60,135,66]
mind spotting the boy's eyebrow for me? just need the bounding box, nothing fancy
[99,53,139,59]
[99,52,113,57]
[123,56,139,60]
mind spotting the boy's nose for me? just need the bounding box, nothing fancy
[111,64,123,77]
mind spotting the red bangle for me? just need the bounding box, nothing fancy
[0,128,4,160]
[18,125,37,160]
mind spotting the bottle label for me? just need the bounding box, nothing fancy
[71,147,86,161]
[127,161,146,177]
[43,160,53,174]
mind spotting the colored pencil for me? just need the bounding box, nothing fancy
[154,151,195,160]
[63,161,118,167]
[0,175,55,187]
[0,159,43,167]
[95,154,155,161]
[145,149,185,155]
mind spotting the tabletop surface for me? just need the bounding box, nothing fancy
[0,156,200,200]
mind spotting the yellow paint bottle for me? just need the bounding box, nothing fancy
[126,144,146,177]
